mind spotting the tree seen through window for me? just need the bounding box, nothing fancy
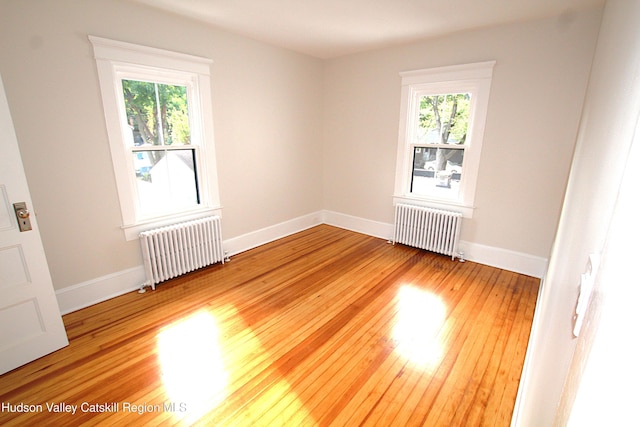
[122,79,191,147]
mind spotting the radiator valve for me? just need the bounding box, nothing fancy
[138,281,153,293]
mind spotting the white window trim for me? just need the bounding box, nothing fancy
[393,61,495,218]
[89,36,221,240]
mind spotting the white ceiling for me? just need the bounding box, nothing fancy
[128,0,604,59]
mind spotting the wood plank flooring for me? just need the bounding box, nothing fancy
[0,225,539,426]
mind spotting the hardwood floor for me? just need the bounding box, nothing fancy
[0,225,539,426]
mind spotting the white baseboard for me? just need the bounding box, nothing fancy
[56,266,145,315]
[55,213,323,315]
[322,210,394,240]
[223,212,323,257]
[56,209,547,314]
[324,210,547,278]
[458,240,548,278]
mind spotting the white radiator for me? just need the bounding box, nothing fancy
[393,204,462,259]
[139,216,224,290]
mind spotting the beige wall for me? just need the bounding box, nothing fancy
[516,0,640,424]
[0,0,323,290]
[0,0,603,293]
[322,8,602,258]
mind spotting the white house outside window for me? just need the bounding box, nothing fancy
[394,61,495,218]
[90,36,221,240]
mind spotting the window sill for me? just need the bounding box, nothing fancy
[393,195,474,218]
[121,207,223,241]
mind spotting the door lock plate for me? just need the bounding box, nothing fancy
[13,202,32,232]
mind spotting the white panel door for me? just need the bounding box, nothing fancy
[0,73,68,375]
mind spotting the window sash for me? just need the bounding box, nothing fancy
[410,146,466,199]
[412,92,472,147]
[119,75,203,220]
[411,144,465,150]
[121,79,193,148]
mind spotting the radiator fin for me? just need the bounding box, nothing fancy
[393,204,462,259]
[139,216,224,289]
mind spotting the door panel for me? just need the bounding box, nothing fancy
[0,73,68,375]
[0,186,12,230]
[0,244,30,289]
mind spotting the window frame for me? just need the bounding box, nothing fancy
[89,36,221,240]
[393,61,495,218]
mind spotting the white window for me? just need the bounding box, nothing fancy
[89,36,221,240]
[394,61,495,217]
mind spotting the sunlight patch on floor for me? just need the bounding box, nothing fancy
[157,310,229,423]
[157,308,315,424]
[240,374,317,426]
[393,285,447,370]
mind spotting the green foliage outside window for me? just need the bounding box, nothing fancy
[418,93,471,145]
[122,80,191,147]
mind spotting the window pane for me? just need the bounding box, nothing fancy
[417,93,471,145]
[411,147,464,197]
[122,80,191,147]
[133,149,199,216]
